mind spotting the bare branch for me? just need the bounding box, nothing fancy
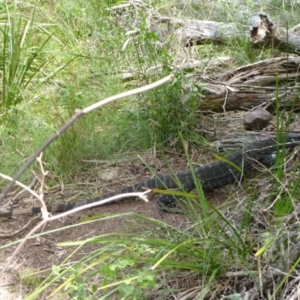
[0,74,174,204]
[0,190,150,275]
[0,172,43,203]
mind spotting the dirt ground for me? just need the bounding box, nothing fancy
[0,183,232,299]
[0,112,298,299]
[0,144,208,299]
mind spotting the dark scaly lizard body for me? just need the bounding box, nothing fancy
[2,133,300,217]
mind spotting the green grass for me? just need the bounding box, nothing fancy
[0,0,300,299]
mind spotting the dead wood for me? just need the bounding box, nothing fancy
[247,12,300,55]
[166,17,248,47]
[196,56,300,112]
[154,12,300,54]
[107,6,300,112]
[148,12,300,112]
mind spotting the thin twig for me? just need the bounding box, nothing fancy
[0,190,150,275]
[35,153,49,216]
[9,175,38,204]
[0,173,43,203]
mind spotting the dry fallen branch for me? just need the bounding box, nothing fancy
[0,74,174,205]
[0,172,44,204]
[153,11,300,53]
[114,7,300,112]
[197,56,300,111]
[0,74,174,275]
[142,11,300,111]
[0,190,150,275]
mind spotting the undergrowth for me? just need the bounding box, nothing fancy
[0,0,300,299]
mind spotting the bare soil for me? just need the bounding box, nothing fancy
[0,111,297,299]
[0,143,211,299]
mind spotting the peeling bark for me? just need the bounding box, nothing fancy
[198,56,300,112]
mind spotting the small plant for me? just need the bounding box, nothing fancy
[144,72,202,146]
[125,22,203,147]
[0,5,50,110]
[22,268,45,287]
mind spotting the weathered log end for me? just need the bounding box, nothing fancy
[247,12,274,43]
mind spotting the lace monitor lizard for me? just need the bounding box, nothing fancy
[1,133,300,217]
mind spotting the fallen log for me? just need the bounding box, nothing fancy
[197,56,300,112]
[108,4,300,112]
[155,12,300,54]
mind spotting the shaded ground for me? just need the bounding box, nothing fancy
[0,112,299,299]
[0,118,228,299]
[0,182,231,299]
[0,144,206,299]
